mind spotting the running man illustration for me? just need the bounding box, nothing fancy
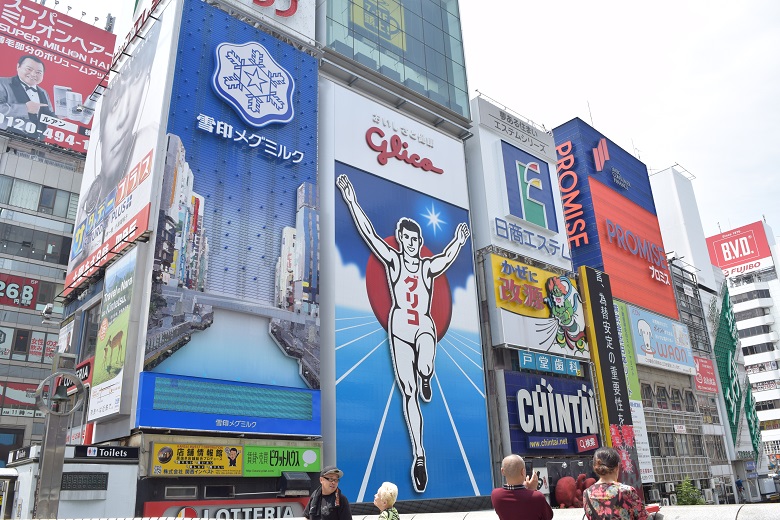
[337,174,471,493]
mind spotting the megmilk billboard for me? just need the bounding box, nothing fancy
[136,0,320,437]
[325,81,490,499]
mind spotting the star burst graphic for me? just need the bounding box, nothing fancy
[421,203,446,236]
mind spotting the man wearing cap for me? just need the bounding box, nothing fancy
[303,466,352,520]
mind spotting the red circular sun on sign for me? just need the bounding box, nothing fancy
[364,236,453,341]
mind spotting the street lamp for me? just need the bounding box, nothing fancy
[33,353,85,519]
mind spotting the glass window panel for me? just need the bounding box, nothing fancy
[449,61,466,91]
[67,193,79,220]
[9,179,41,211]
[53,190,70,217]
[81,303,101,363]
[60,236,71,266]
[422,22,445,54]
[445,35,465,66]
[12,329,30,360]
[43,233,63,264]
[38,186,56,214]
[424,46,447,83]
[656,386,669,409]
[30,230,47,261]
[421,0,442,29]
[0,175,12,204]
[403,34,426,67]
[670,388,683,411]
[403,10,424,41]
[641,384,654,408]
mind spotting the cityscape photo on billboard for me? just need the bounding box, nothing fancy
[136,0,320,437]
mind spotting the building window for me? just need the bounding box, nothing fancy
[670,388,683,411]
[691,435,705,457]
[649,432,661,457]
[81,304,101,362]
[8,179,40,210]
[641,384,654,408]
[661,433,676,456]
[684,391,697,413]
[675,434,691,456]
[656,386,669,410]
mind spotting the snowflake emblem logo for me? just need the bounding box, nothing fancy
[212,41,295,127]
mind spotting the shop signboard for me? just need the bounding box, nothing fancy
[706,221,775,277]
[0,0,115,152]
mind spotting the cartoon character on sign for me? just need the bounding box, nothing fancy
[542,276,586,354]
[337,174,470,493]
[637,320,655,354]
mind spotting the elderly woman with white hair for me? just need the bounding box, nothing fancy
[374,481,399,520]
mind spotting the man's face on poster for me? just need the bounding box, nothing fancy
[17,58,44,88]
[400,228,421,258]
[99,56,150,184]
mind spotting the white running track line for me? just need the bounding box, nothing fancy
[336,337,387,385]
[441,337,483,370]
[335,327,384,351]
[436,375,480,495]
[357,381,395,503]
[440,343,485,398]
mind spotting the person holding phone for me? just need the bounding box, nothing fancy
[492,454,553,520]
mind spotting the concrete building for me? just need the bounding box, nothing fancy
[651,165,761,503]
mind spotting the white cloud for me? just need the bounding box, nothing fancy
[334,247,371,311]
[450,274,479,334]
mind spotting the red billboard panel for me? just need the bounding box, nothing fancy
[590,178,678,319]
[0,0,115,153]
[0,272,38,308]
[694,356,718,393]
[706,221,774,277]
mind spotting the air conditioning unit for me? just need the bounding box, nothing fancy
[704,489,714,503]
[661,498,670,507]
[669,494,678,505]
[665,483,676,493]
[648,489,661,502]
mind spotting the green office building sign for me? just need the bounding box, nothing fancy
[243,446,321,477]
[712,286,743,444]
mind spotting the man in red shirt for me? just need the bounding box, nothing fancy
[492,455,554,520]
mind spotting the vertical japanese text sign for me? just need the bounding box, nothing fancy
[578,266,641,491]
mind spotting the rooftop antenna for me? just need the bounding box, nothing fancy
[587,101,594,126]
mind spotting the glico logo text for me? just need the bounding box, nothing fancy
[365,127,444,174]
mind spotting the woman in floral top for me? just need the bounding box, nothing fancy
[583,447,648,520]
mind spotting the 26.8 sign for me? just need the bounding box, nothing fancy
[0,274,38,308]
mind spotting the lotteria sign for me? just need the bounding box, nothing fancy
[143,498,307,519]
[504,371,600,455]
[706,221,774,277]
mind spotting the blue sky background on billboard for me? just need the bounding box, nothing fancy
[460,0,780,238]
[54,0,780,237]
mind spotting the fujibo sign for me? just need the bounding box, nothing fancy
[706,221,775,277]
